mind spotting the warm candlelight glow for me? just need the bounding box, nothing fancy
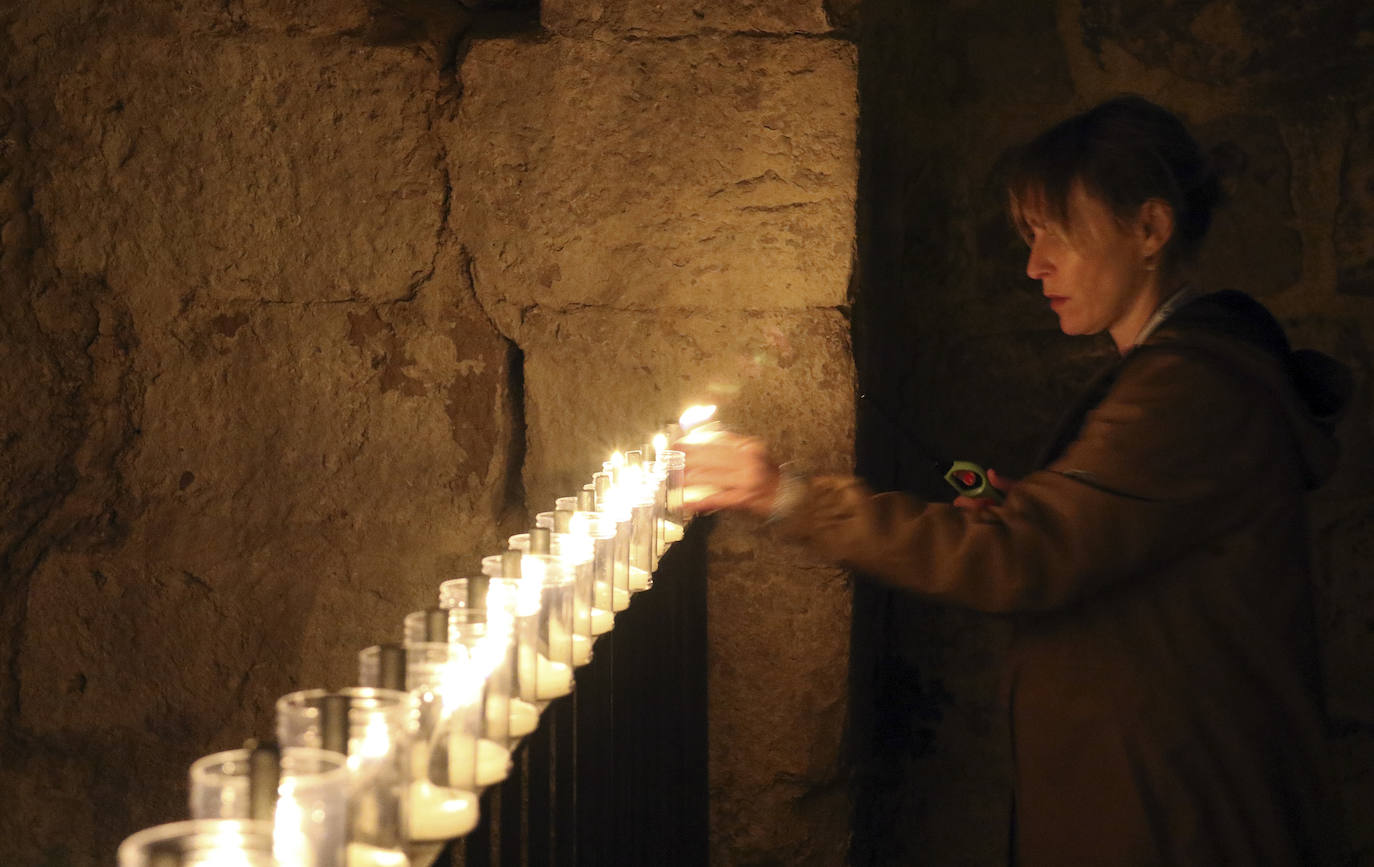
[439,653,482,716]
[350,713,394,770]
[678,404,716,431]
[652,432,668,454]
[517,555,545,615]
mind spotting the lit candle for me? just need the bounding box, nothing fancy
[594,581,631,614]
[508,698,539,737]
[447,734,512,790]
[517,646,573,699]
[678,404,719,443]
[405,779,478,843]
[345,842,410,867]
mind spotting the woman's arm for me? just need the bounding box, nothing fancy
[691,348,1284,614]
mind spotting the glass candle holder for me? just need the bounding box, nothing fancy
[421,622,513,790]
[401,609,449,647]
[496,553,573,704]
[570,511,619,629]
[189,747,347,867]
[595,493,633,604]
[644,461,669,571]
[435,585,512,746]
[275,688,412,867]
[552,521,595,665]
[627,489,656,591]
[659,449,686,544]
[357,645,408,693]
[398,642,481,861]
[482,578,541,741]
[118,819,275,867]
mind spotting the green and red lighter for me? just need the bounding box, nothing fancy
[943,460,1004,503]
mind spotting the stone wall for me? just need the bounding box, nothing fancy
[0,1,858,865]
[855,1,1374,864]
[450,5,858,863]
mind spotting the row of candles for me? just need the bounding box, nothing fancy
[117,406,722,866]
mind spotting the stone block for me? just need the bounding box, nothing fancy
[234,0,374,34]
[450,35,857,319]
[16,279,512,742]
[1196,114,1302,297]
[517,307,854,510]
[1312,501,1374,723]
[542,0,833,37]
[34,33,445,320]
[1336,102,1374,296]
[1078,2,1374,97]
[705,522,850,866]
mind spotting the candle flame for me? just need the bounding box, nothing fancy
[652,432,668,453]
[439,650,483,713]
[610,450,625,468]
[678,404,716,431]
[569,511,589,537]
[354,712,395,763]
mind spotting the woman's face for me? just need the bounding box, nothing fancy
[1020,182,1161,351]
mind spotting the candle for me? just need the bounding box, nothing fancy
[509,698,539,737]
[678,404,716,430]
[629,565,651,592]
[549,618,593,667]
[589,603,614,634]
[516,647,573,699]
[594,581,630,613]
[678,404,720,443]
[448,734,512,789]
[405,781,478,842]
[345,843,410,867]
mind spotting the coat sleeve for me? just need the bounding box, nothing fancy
[777,348,1287,613]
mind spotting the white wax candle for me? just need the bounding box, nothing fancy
[590,606,613,634]
[517,652,572,699]
[346,843,410,867]
[509,698,539,737]
[548,620,593,666]
[484,695,508,737]
[471,738,512,786]
[664,520,684,544]
[629,565,650,591]
[406,782,478,842]
[595,582,631,613]
[446,734,512,789]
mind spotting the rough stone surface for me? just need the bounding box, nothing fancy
[1195,113,1303,297]
[450,35,857,320]
[1078,0,1374,100]
[542,0,834,37]
[518,308,855,510]
[36,34,446,314]
[1336,103,1374,296]
[1,9,516,864]
[706,523,851,867]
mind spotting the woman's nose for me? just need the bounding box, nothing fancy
[1025,241,1053,280]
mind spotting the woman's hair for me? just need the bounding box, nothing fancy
[1006,95,1222,269]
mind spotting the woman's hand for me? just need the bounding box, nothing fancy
[677,432,781,519]
[952,468,1015,513]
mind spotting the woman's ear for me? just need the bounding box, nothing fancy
[1137,198,1176,260]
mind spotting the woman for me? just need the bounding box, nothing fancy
[682,96,1350,865]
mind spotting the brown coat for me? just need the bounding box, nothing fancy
[780,292,1348,866]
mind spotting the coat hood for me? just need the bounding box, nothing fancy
[1148,290,1351,490]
